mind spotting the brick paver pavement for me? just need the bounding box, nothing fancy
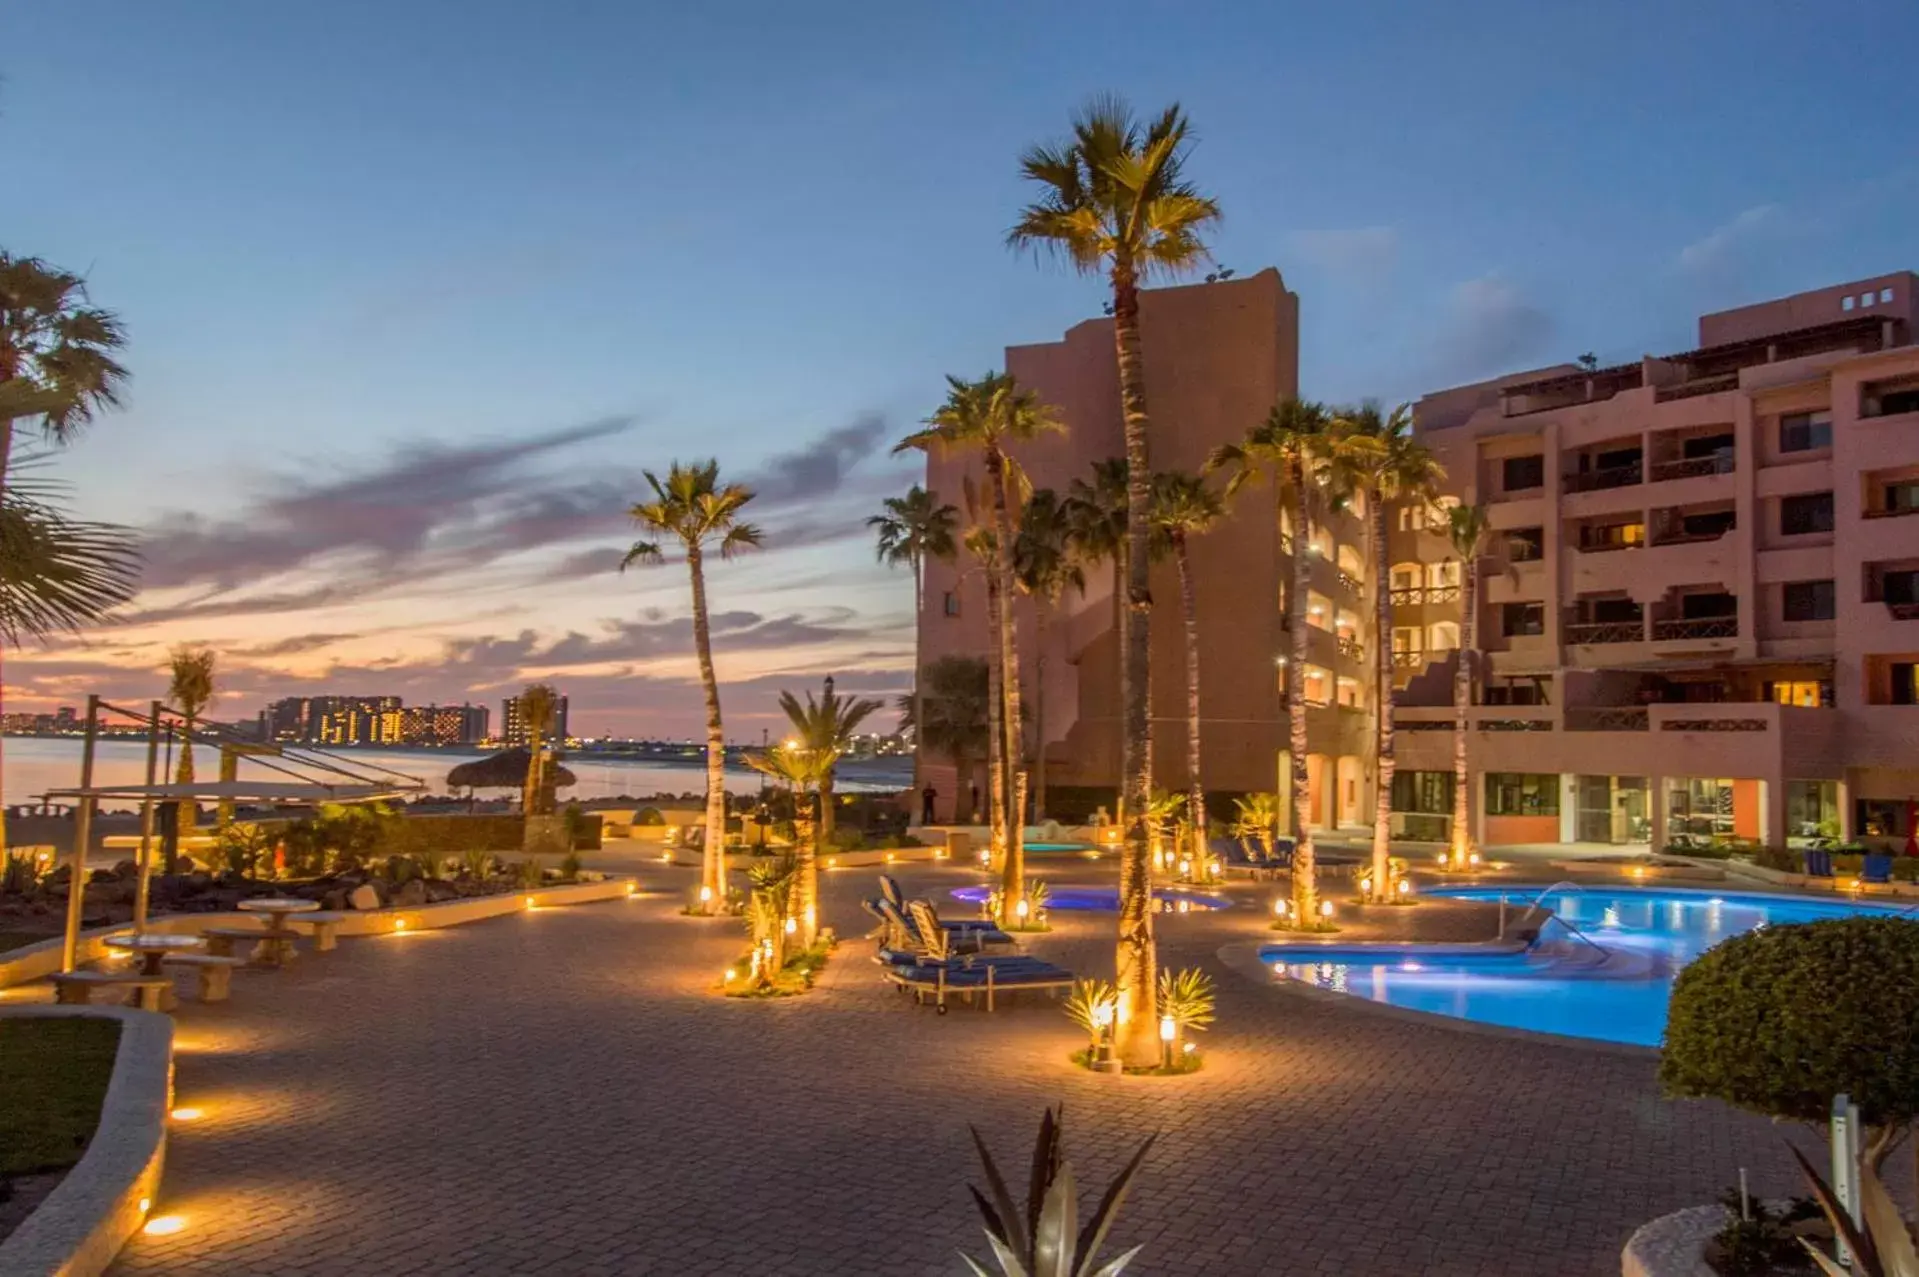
[111,863,1802,1276]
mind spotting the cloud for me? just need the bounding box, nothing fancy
[745,413,889,504]
[230,632,360,657]
[1287,226,1399,282]
[1431,274,1555,380]
[1677,205,1781,275]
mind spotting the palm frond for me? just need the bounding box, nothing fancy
[0,470,141,644]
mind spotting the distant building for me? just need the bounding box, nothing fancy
[501,693,568,745]
[259,696,402,745]
[398,703,489,746]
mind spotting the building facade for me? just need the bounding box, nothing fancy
[1389,272,1919,849]
[917,268,1380,825]
[258,696,486,746]
[500,694,568,746]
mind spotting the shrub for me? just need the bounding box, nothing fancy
[1750,845,1799,873]
[1157,967,1217,1037]
[635,807,665,826]
[1662,917,1919,1149]
[1704,1189,1819,1276]
[558,850,583,882]
[1667,841,1734,860]
[517,857,543,889]
[460,849,495,880]
[828,827,865,852]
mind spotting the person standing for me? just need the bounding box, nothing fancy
[921,784,938,826]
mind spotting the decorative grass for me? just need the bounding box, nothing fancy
[1270,921,1340,934]
[722,939,835,998]
[1069,1046,1204,1076]
[0,1017,120,1175]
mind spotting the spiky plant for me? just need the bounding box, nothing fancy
[1788,1141,1919,1276]
[1062,979,1117,1048]
[962,1107,1155,1277]
[1231,792,1280,864]
[1156,967,1216,1037]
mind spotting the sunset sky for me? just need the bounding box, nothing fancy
[3,1,1914,737]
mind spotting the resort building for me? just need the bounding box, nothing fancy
[501,693,569,746]
[918,269,1382,825]
[1390,272,1919,850]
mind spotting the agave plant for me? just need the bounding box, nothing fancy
[962,1107,1155,1277]
[1062,978,1117,1049]
[1156,967,1216,1038]
[1788,1141,1919,1276]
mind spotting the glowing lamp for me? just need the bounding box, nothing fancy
[783,917,797,934]
[143,1216,187,1237]
[1272,898,1288,917]
[1436,852,1449,868]
[170,1108,202,1122]
[1015,898,1030,920]
[1178,858,1191,877]
[826,857,839,869]
[1091,1000,1115,1029]
[139,1198,151,1214]
[723,968,736,982]
[393,918,409,932]
[698,885,713,903]
[1182,1042,1197,1055]
[1358,875,1373,896]
[1396,879,1412,897]
[1320,900,1335,919]
[1159,1015,1177,1043]
[978,849,991,866]
[1467,852,1481,867]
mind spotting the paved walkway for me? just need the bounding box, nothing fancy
[113,862,1799,1276]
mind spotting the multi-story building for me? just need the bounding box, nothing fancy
[1389,271,1919,849]
[260,695,403,745]
[398,703,490,746]
[917,269,1380,825]
[500,693,568,746]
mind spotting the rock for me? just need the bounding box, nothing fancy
[88,868,117,884]
[185,871,214,893]
[112,859,139,879]
[424,880,458,904]
[347,883,381,910]
[391,878,427,908]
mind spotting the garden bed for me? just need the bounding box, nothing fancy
[0,1017,120,1245]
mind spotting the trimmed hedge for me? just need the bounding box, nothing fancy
[1661,916,1919,1130]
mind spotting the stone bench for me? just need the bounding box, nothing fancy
[284,911,346,952]
[201,926,298,967]
[49,971,173,1011]
[162,953,247,1002]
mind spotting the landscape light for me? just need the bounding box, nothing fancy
[1091,1000,1115,1029]
[1396,879,1412,897]
[783,917,797,934]
[1015,898,1030,920]
[1159,1015,1176,1043]
[393,918,409,932]
[170,1107,203,1122]
[1320,900,1335,919]
[699,885,713,903]
[143,1216,187,1237]
[1272,898,1288,917]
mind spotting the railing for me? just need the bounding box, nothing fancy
[1389,585,1458,606]
[1391,650,1425,668]
[1337,636,1364,660]
[1659,717,1768,732]
[1564,707,1649,732]
[1479,718,1552,732]
[1335,569,1363,593]
[1864,505,1919,520]
[1652,616,1738,640]
[1563,463,1642,494]
[1391,812,1449,842]
[1576,537,1641,554]
[1649,452,1735,483]
[1564,620,1643,644]
[1649,524,1734,547]
[1397,719,1451,731]
[1654,373,1739,402]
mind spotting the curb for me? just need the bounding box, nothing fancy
[0,1006,174,1277]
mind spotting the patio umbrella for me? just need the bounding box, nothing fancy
[444,748,577,791]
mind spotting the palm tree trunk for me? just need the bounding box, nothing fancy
[1110,267,1159,1069]
[524,724,542,817]
[1289,466,1317,925]
[1032,602,1048,822]
[982,558,1008,890]
[1174,534,1205,841]
[688,543,729,913]
[986,448,1026,920]
[911,553,926,802]
[175,723,197,833]
[1371,499,1395,900]
[796,786,820,947]
[1451,568,1477,863]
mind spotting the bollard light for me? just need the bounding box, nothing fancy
[1396,878,1412,898]
[1015,898,1030,921]
[1272,898,1288,918]
[783,917,797,935]
[1320,900,1336,920]
[698,885,713,903]
[1159,1015,1177,1043]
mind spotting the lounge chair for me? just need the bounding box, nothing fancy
[1863,853,1894,885]
[877,874,1003,933]
[1214,836,1292,880]
[1803,848,1835,878]
[881,958,1077,1013]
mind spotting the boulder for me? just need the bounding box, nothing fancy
[185,871,214,893]
[424,880,458,904]
[112,859,140,879]
[347,883,381,911]
[391,878,427,908]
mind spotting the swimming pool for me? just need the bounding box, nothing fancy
[1260,885,1911,1046]
[950,885,1231,913]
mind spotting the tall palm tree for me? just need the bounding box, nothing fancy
[1065,457,1130,735]
[1012,96,1220,1067]
[1336,403,1445,900]
[515,683,561,818]
[745,741,831,948]
[897,655,989,822]
[0,466,139,857]
[869,485,959,789]
[1210,400,1378,925]
[623,460,763,914]
[0,254,128,492]
[1149,470,1224,839]
[1445,503,1497,867]
[777,678,882,945]
[1012,488,1083,823]
[166,645,217,838]
[896,373,1063,925]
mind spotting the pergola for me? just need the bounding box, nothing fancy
[43,694,426,970]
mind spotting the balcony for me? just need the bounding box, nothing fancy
[1335,568,1363,594]
[1863,505,1919,520]
[1648,507,1735,547]
[1389,585,1459,606]
[1648,451,1735,483]
[1652,616,1738,641]
[1564,707,1650,732]
[1565,620,1643,644]
[1336,635,1364,661]
[1391,650,1425,669]
[1653,372,1739,403]
[1564,462,1642,494]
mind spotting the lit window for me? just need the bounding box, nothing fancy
[1391,565,1420,591]
[1771,681,1822,708]
[1336,677,1361,708]
[1843,295,1856,311]
[1882,287,1895,303]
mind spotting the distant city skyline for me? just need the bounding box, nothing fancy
[2,2,1913,736]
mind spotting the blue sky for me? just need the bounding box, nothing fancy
[3,0,1913,734]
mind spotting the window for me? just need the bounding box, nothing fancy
[1500,602,1545,637]
[1502,455,1545,491]
[1770,681,1823,708]
[1302,665,1331,706]
[1893,662,1918,706]
[1885,569,1919,607]
[1508,527,1545,561]
[1390,771,1450,815]
[1780,491,1834,535]
[1860,292,1875,308]
[1881,388,1919,416]
[1782,580,1836,622]
[1428,560,1461,588]
[942,591,960,617]
[1680,592,1737,620]
[1883,287,1896,303]
[1392,626,1423,654]
[1486,773,1560,817]
[1398,505,1427,532]
[1580,520,1645,550]
[1427,621,1460,650]
[1336,677,1360,708]
[1855,798,1913,837]
[1390,565,1420,591]
[1882,482,1919,513]
[1779,411,1833,453]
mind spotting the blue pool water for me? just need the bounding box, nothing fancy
[950,885,1230,913]
[1260,886,1910,1046]
[1024,842,1095,853]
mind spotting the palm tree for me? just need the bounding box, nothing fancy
[1336,403,1445,900]
[1012,97,1220,1067]
[0,254,128,493]
[1210,400,1379,925]
[896,373,1063,925]
[869,485,959,789]
[166,645,217,839]
[1065,457,1131,748]
[744,745,829,949]
[515,683,561,818]
[1011,487,1083,822]
[0,465,139,857]
[1149,470,1224,839]
[777,677,882,945]
[896,655,990,823]
[1445,503,1497,866]
[623,460,763,914]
